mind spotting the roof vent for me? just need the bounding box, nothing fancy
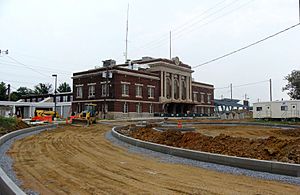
[103,59,116,67]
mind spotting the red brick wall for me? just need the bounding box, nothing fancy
[113,72,160,102]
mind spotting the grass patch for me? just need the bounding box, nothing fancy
[0,116,17,131]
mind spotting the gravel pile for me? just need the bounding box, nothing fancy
[106,131,300,185]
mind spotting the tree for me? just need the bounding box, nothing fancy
[8,87,34,101]
[0,82,7,101]
[57,82,71,93]
[17,87,34,96]
[10,92,20,101]
[283,70,300,99]
[34,83,52,95]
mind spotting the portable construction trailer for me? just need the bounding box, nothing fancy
[253,100,300,119]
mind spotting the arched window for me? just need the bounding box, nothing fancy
[166,78,172,99]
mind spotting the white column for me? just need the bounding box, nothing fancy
[190,76,192,100]
[60,106,63,118]
[171,73,174,100]
[160,71,163,98]
[185,77,187,100]
[179,75,182,100]
[12,105,16,116]
[164,71,167,98]
[29,106,32,118]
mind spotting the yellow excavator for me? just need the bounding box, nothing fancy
[72,104,97,126]
[35,110,59,118]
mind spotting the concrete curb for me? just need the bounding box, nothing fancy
[0,124,57,195]
[164,121,300,128]
[111,126,300,177]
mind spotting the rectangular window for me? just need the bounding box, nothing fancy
[200,94,204,103]
[256,107,262,111]
[88,85,95,98]
[193,92,198,102]
[148,87,154,98]
[101,84,109,96]
[122,84,129,96]
[63,96,68,102]
[281,106,288,111]
[135,85,142,97]
[207,94,211,104]
[136,103,142,113]
[123,102,128,113]
[76,86,83,98]
[149,104,153,113]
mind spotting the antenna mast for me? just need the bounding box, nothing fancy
[169,31,172,60]
[125,4,129,62]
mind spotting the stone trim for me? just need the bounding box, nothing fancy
[121,81,131,85]
[192,83,214,89]
[72,99,160,104]
[195,105,215,108]
[116,70,160,80]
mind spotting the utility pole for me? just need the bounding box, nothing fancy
[230,83,233,100]
[125,4,129,62]
[7,84,11,101]
[52,74,58,118]
[169,31,172,60]
[103,65,109,119]
[269,78,272,101]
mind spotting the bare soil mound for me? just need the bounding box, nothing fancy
[0,119,30,136]
[124,127,300,164]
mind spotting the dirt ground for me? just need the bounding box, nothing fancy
[7,124,300,194]
[127,125,300,164]
[194,125,300,139]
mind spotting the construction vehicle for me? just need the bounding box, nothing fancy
[35,110,59,118]
[72,104,97,126]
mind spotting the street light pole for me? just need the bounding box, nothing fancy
[52,74,57,118]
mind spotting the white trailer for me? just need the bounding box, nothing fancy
[253,100,300,119]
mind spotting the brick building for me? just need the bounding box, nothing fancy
[72,57,214,119]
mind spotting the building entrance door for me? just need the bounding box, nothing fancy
[265,105,271,118]
[291,104,298,118]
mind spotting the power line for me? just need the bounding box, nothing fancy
[134,0,235,51]
[135,0,254,53]
[171,0,228,33]
[215,79,269,90]
[0,59,72,75]
[5,55,50,78]
[1,79,36,85]
[171,0,242,37]
[193,23,300,69]
[172,0,254,41]
[233,80,269,88]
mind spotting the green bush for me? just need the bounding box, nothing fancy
[0,116,17,130]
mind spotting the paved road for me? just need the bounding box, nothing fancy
[7,124,300,194]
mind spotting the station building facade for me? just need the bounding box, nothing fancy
[72,57,214,119]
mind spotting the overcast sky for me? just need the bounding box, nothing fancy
[0,0,299,103]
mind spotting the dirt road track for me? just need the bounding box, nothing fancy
[7,124,300,194]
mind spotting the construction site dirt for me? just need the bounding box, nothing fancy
[126,125,300,164]
[7,124,300,194]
